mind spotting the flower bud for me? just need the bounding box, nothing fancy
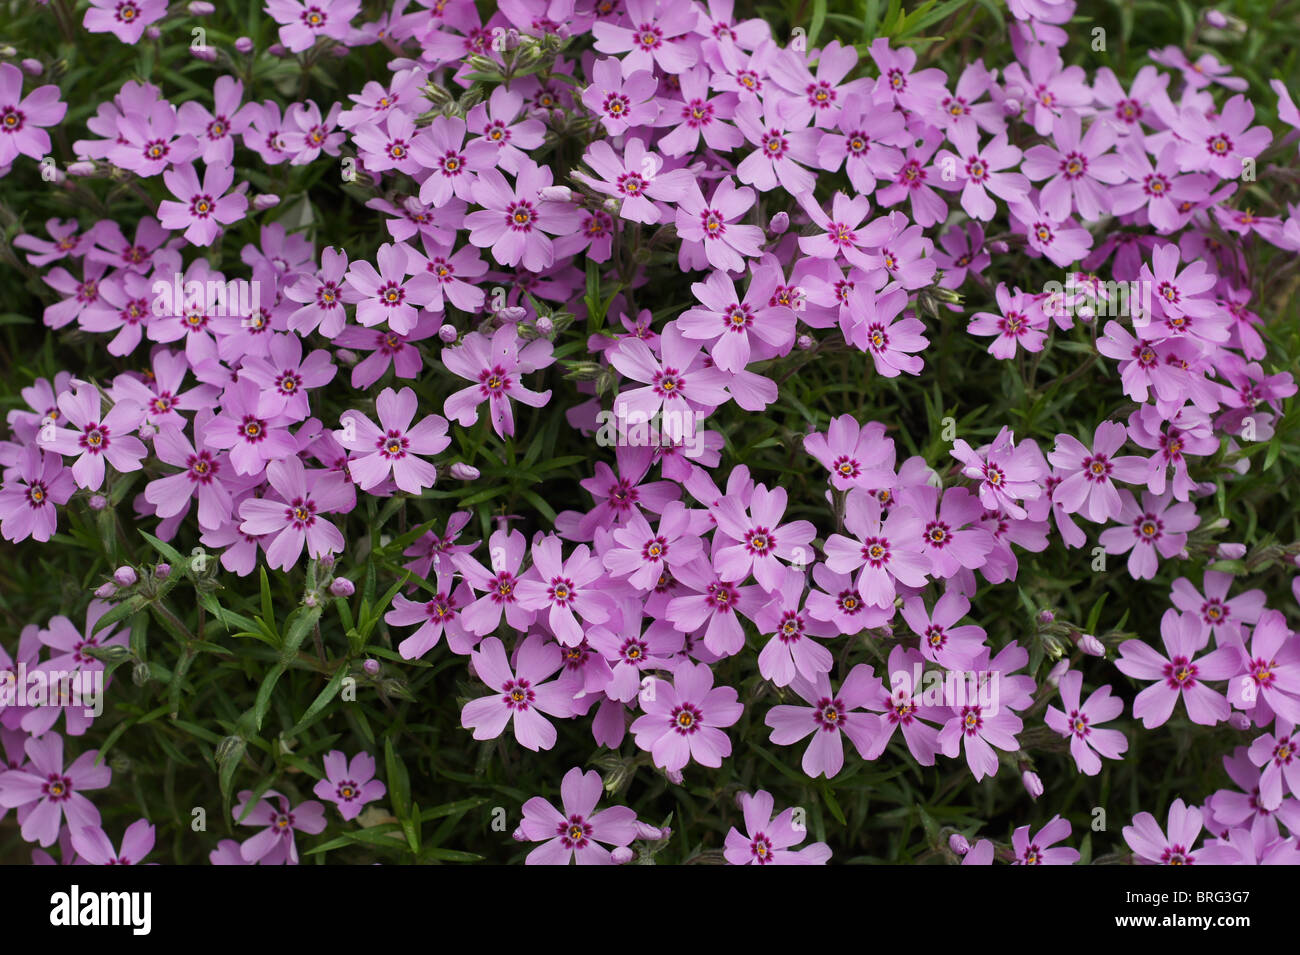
[155,562,171,579]
[990,240,1010,253]
[511,826,528,842]
[1002,97,1021,115]
[1204,9,1228,27]
[611,846,635,864]
[1228,711,1253,731]
[138,421,157,440]
[88,494,108,510]
[438,323,459,343]
[797,334,814,350]
[534,315,554,338]
[1022,770,1044,800]
[330,577,355,597]
[948,833,971,855]
[189,0,216,12]
[66,161,97,177]
[253,194,281,210]
[132,661,152,686]
[94,582,117,599]
[363,658,381,676]
[498,305,526,323]
[114,566,138,587]
[538,185,572,202]
[21,59,44,76]
[635,821,663,841]
[191,46,217,62]
[1037,610,1055,625]
[449,462,480,480]
[1216,542,1247,560]
[147,26,162,40]
[1078,633,1105,657]
[303,591,319,608]
[769,211,789,234]
[269,43,289,56]
[235,37,254,53]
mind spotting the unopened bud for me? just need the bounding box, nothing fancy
[155,562,171,579]
[949,833,971,855]
[1078,633,1105,657]
[990,240,1009,253]
[769,211,790,235]
[1204,9,1228,27]
[115,565,139,586]
[1228,711,1253,731]
[303,591,319,608]
[1022,770,1044,800]
[88,494,108,510]
[138,421,157,440]
[235,37,254,53]
[438,323,458,343]
[534,315,554,338]
[253,194,281,211]
[1216,542,1247,560]
[1003,97,1021,115]
[146,26,162,40]
[635,821,663,840]
[132,661,151,686]
[449,462,480,480]
[1037,610,1055,625]
[94,582,116,599]
[498,306,526,323]
[330,577,355,597]
[511,826,528,842]
[21,59,44,76]
[611,846,635,864]
[797,334,814,350]
[538,186,572,202]
[67,161,97,177]
[363,658,380,676]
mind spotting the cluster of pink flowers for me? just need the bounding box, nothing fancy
[2,0,1300,864]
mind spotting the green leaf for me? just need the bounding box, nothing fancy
[286,665,350,737]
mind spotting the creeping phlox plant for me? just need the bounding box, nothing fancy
[0,0,1298,866]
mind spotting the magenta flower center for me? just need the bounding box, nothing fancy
[860,536,891,567]
[814,696,846,732]
[43,774,74,801]
[1164,655,1198,688]
[80,424,110,454]
[670,701,703,734]
[502,678,534,710]
[547,576,576,606]
[286,497,317,529]
[558,815,593,849]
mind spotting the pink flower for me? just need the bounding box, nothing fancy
[1247,719,1300,810]
[896,484,995,579]
[764,665,883,778]
[580,58,660,136]
[157,162,248,247]
[936,683,1024,782]
[411,115,499,207]
[143,414,234,530]
[38,382,146,491]
[1047,420,1148,523]
[968,283,1049,359]
[723,790,832,865]
[204,378,298,476]
[516,767,639,865]
[467,86,546,174]
[1012,815,1079,865]
[734,95,819,196]
[0,445,75,543]
[630,660,742,771]
[1116,609,1240,728]
[344,242,435,335]
[601,501,703,591]
[265,0,360,53]
[816,94,908,194]
[1021,110,1127,221]
[823,488,929,609]
[83,0,167,44]
[313,751,386,822]
[0,63,68,166]
[1099,489,1198,580]
[465,161,579,271]
[710,482,815,592]
[233,789,326,865]
[843,284,928,376]
[677,266,795,374]
[950,427,1045,520]
[591,0,698,74]
[901,590,986,670]
[752,572,838,687]
[514,536,610,646]
[442,324,554,438]
[453,527,537,636]
[1044,670,1128,775]
[1176,94,1272,178]
[575,138,692,225]
[1225,610,1300,724]
[1169,570,1266,640]
[608,323,731,423]
[384,571,476,659]
[286,246,349,337]
[461,635,572,751]
[0,733,109,847]
[1122,798,1213,865]
[339,386,449,494]
[237,455,350,570]
[71,819,156,865]
[936,126,1030,221]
